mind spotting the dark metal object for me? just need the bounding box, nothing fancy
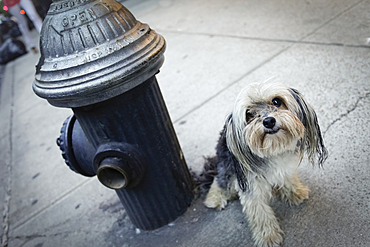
[33,0,165,107]
[34,0,194,230]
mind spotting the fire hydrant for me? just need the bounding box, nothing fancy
[33,0,194,230]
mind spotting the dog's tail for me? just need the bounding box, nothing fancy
[193,156,218,193]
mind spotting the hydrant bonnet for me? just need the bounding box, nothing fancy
[33,0,165,107]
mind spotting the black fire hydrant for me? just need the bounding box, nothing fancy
[33,0,194,230]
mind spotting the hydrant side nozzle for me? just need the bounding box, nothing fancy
[94,143,147,190]
[58,115,148,189]
[97,157,130,190]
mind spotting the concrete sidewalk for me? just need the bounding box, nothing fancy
[1,0,369,246]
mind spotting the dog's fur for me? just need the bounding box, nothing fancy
[204,82,328,247]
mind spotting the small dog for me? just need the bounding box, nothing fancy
[204,82,328,247]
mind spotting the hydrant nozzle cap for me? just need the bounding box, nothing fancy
[33,0,166,108]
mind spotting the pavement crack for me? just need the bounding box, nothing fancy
[323,92,370,136]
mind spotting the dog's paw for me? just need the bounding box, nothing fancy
[261,232,283,247]
[253,224,284,247]
[204,193,228,210]
[277,183,310,206]
[284,184,310,206]
[204,179,230,210]
[290,184,310,205]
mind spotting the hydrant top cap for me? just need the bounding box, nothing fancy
[33,0,166,108]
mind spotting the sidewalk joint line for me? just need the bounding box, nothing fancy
[173,0,368,124]
[174,45,292,124]
[11,179,92,232]
[159,30,369,49]
[159,0,369,50]
[298,0,367,42]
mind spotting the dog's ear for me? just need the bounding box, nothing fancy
[289,88,328,166]
[225,114,267,175]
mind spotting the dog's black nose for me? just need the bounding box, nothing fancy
[263,117,276,129]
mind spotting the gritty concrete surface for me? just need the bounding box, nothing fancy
[0,0,369,246]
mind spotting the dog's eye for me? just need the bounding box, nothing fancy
[246,111,254,121]
[272,98,282,107]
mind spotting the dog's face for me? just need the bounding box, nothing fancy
[226,82,327,173]
[234,83,305,157]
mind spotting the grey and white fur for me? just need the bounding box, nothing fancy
[204,82,328,247]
